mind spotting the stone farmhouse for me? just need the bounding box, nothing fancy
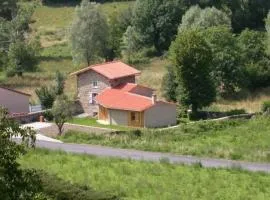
[71,61,176,128]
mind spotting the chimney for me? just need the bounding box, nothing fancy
[152,94,157,104]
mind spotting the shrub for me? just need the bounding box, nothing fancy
[39,171,117,200]
[43,110,54,121]
[35,86,56,109]
[226,109,246,116]
[262,101,270,113]
[130,129,142,137]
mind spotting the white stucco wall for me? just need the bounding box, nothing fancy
[109,109,128,126]
[0,88,30,113]
[144,102,177,128]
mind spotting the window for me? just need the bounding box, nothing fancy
[90,93,98,104]
[131,112,136,121]
[93,81,98,88]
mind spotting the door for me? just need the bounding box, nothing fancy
[128,111,144,127]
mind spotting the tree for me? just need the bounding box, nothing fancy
[162,65,178,102]
[36,71,66,109]
[121,26,142,63]
[178,5,231,32]
[182,0,270,32]
[51,95,73,135]
[169,29,216,114]
[0,0,18,20]
[132,0,183,54]
[35,86,56,109]
[54,71,65,96]
[202,26,244,96]
[107,7,132,60]
[238,29,270,89]
[0,107,42,199]
[7,39,40,77]
[70,0,109,66]
[266,12,270,55]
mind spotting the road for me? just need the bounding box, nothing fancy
[34,140,270,173]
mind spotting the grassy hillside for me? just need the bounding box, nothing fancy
[20,149,270,200]
[59,116,270,162]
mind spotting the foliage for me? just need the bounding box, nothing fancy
[43,110,54,121]
[267,12,270,55]
[188,0,270,32]
[219,0,270,32]
[38,171,117,200]
[121,26,143,63]
[60,117,270,162]
[7,39,40,77]
[107,7,132,59]
[70,0,109,65]
[51,95,73,135]
[0,107,42,200]
[202,26,244,96]
[132,0,183,54]
[53,71,65,96]
[179,5,231,32]
[170,29,216,114]
[162,65,177,102]
[21,149,270,200]
[0,0,18,20]
[238,29,270,89]
[261,101,270,113]
[35,86,55,109]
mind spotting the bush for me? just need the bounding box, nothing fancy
[39,171,117,200]
[226,109,246,116]
[262,101,270,113]
[43,110,54,121]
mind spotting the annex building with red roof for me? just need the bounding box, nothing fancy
[71,61,176,128]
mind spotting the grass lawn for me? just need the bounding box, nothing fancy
[20,149,270,200]
[68,117,133,131]
[60,116,270,162]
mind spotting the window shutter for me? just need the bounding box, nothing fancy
[89,93,93,104]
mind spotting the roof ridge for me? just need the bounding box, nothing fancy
[0,86,31,97]
[125,90,152,100]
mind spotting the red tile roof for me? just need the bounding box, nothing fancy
[0,86,31,97]
[114,83,155,92]
[70,61,141,80]
[96,83,171,112]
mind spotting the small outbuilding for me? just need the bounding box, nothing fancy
[0,86,30,114]
[96,83,177,128]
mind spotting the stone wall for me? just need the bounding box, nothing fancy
[9,111,45,124]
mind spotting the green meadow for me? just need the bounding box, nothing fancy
[20,149,270,200]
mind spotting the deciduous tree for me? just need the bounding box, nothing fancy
[51,95,73,135]
[0,107,42,199]
[70,0,109,66]
[132,0,183,54]
[202,26,244,96]
[178,5,231,32]
[170,29,216,114]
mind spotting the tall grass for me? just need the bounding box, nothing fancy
[60,117,270,162]
[20,149,270,200]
